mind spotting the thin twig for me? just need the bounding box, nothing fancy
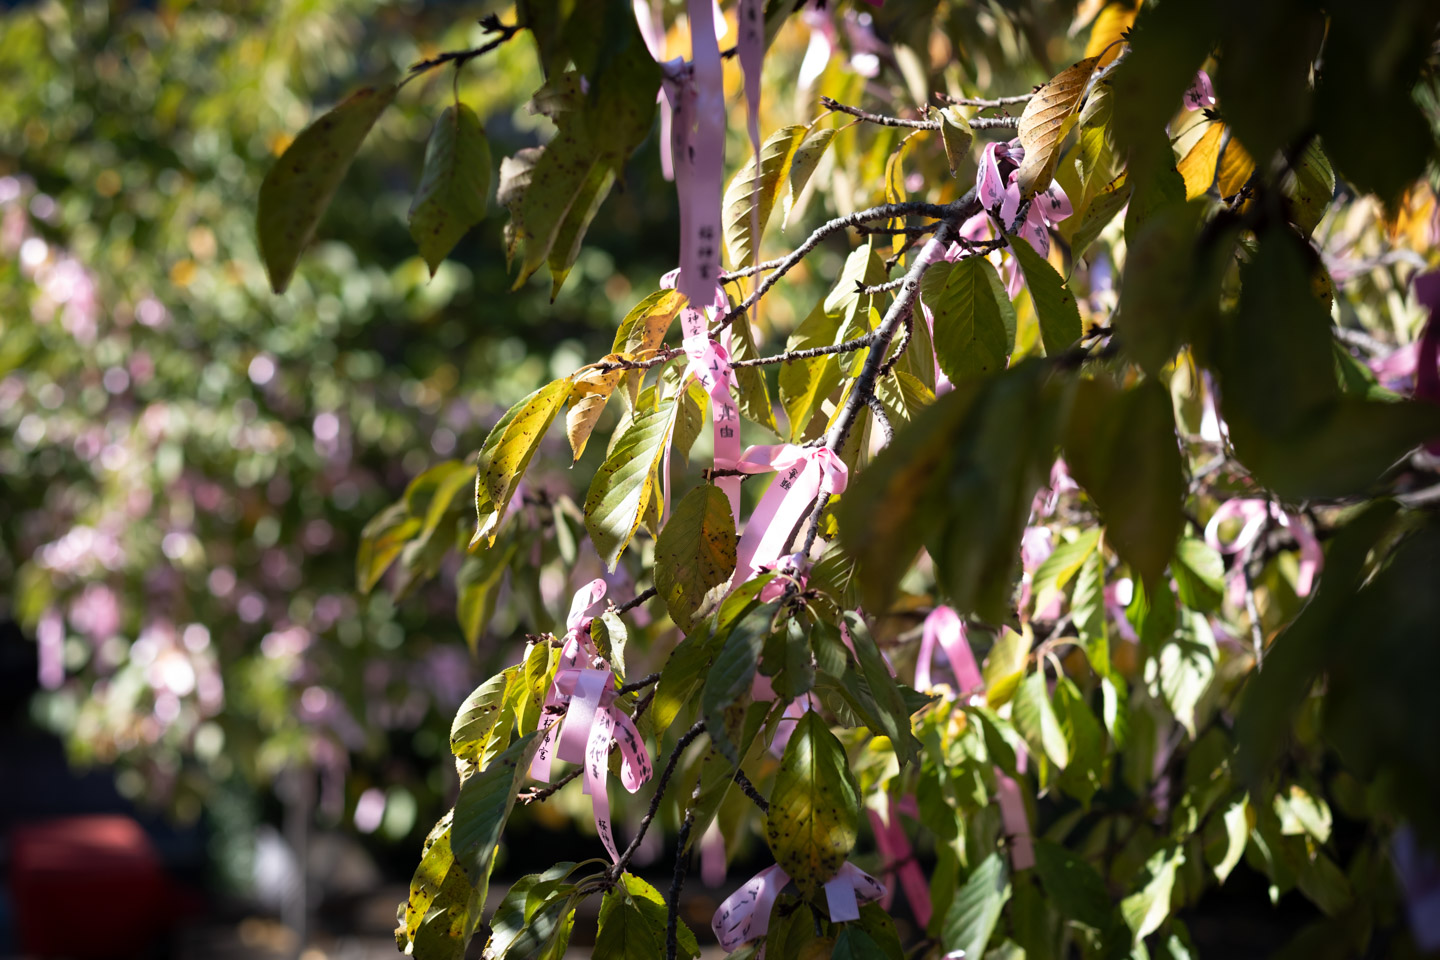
[719,257,787,282]
[877,305,915,379]
[608,720,707,882]
[820,96,1019,130]
[798,190,979,556]
[731,333,877,368]
[518,767,581,804]
[1333,326,1391,357]
[595,345,683,373]
[712,200,961,332]
[615,588,657,617]
[405,17,521,79]
[861,277,908,294]
[618,671,660,695]
[733,768,770,813]
[853,222,941,237]
[935,91,1035,108]
[665,783,702,960]
[865,393,894,447]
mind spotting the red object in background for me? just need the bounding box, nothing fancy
[10,815,169,958]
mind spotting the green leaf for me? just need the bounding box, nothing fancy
[594,873,700,960]
[843,613,923,765]
[258,84,397,293]
[395,813,475,960]
[483,864,575,960]
[939,106,975,178]
[833,926,887,960]
[474,379,573,548]
[729,315,781,434]
[700,603,774,765]
[1031,528,1100,603]
[1114,201,1215,376]
[942,853,1010,958]
[762,618,816,702]
[1033,839,1112,930]
[1214,226,1440,499]
[1013,669,1069,770]
[1066,175,1129,263]
[875,369,935,427]
[457,543,515,652]
[654,484,737,634]
[723,124,808,268]
[766,710,860,898]
[451,731,544,931]
[1157,612,1217,738]
[983,627,1030,708]
[357,500,421,594]
[1055,676,1105,804]
[1071,81,1121,220]
[1120,847,1182,945]
[1063,378,1184,589]
[546,162,616,299]
[394,459,474,597]
[1005,233,1081,356]
[841,362,1065,621]
[1207,795,1250,883]
[923,257,1015,382]
[451,669,516,765]
[591,610,628,677]
[782,125,837,228]
[1172,538,1225,614]
[584,395,679,569]
[779,245,882,439]
[1212,0,1322,171]
[409,103,492,275]
[1282,137,1335,238]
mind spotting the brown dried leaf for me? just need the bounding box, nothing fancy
[565,359,626,462]
[1015,57,1100,202]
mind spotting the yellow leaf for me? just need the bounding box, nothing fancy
[1177,122,1224,199]
[1015,57,1100,201]
[1070,0,1110,35]
[566,359,626,462]
[1083,3,1137,66]
[1216,135,1255,201]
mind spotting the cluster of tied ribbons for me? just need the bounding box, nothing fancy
[521,0,884,939]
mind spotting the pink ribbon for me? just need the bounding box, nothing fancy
[1183,69,1217,111]
[996,752,1035,871]
[730,445,848,586]
[914,606,984,698]
[867,797,932,927]
[711,862,885,951]
[528,580,654,863]
[1205,498,1323,598]
[670,0,724,308]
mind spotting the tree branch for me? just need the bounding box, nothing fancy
[618,670,660,695]
[733,767,770,813]
[821,96,1020,130]
[518,767,581,804]
[712,200,960,332]
[608,720,707,882]
[665,783,701,960]
[615,587,657,617]
[935,91,1035,109]
[730,333,877,368]
[405,17,521,80]
[797,189,978,556]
